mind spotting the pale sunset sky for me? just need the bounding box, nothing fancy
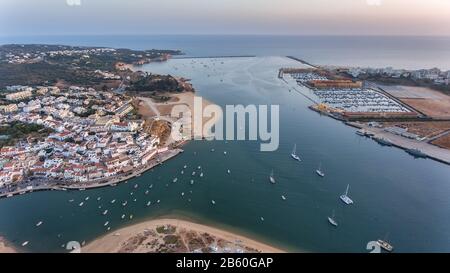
[0,0,449,36]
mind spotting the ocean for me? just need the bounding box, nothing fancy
[0,36,449,253]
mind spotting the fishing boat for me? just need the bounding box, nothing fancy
[104,221,109,226]
[68,199,74,203]
[145,190,149,195]
[200,172,204,177]
[340,184,354,205]
[227,169,231,174]
[97,197,101,201]
[181,170,184,174]
[291,144,301,161]
[122,201,127,206]
[146,201,151,206]
[327,210,338,227]
[102,210,108,215]
[190,180,194,185]
[149,184,153,188]
[78,202,84,207]
[197,166,201,170]
[183,165,187,169]
[374,136,392,146]
[173,178,178,183]
[192,171,196,176]
[36,221,43,227]
[181,192,185,196]
[129,215,133,219]
[281,195,287,201]
[85,197,89,201]
[269,170,276,184]
[405,148,427,158]
[211,200,216,205]
[22,241,29,247]
[6,193,13,198]
[211,148,215,152]
[316,163,325,177]
[111,199,116,204]
[133,199,137,202]
[223,151,227,155]
[121,214,126,219]
[157,200,160,203]
[260,217,265,221]
[134,184,138,189]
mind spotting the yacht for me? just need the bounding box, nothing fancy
[146,201,151,207]
[78,202,84,207]
[22,241,29,247]
[374,136,392,146]
[227,169,231,174]
[327,210,338,227]
[316,163,325,177]
[200,172,204,177]
[281,195,287,201]
[122,201,127,207]
[211,200,216,205]
[405,148,427,158]
[104,221,109,226]
[102,210,108,215]
[173,178,178,183]
[121,214,126,219]
[340,184,354,205]
[291,144,301,161]
[377,239,394,252]
[269,170,276,184]
[36,221,43,227]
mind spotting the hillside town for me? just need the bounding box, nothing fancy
[0,85,176,196]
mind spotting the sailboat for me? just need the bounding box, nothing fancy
[340,184,354,205]
[269,169,276,184]
[377,233,394,252]
[316,163,325,177]
[327,210,338,227]
[291,144,301,161]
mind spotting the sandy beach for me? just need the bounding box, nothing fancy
[0,237,17,253]
[83,218,284,253]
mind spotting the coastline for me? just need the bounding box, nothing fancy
[0,237,17,253]
[83,218,285,253]
[0,148,184,199]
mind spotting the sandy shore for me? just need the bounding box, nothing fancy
[0,237,17,253]
[83,218,284,253]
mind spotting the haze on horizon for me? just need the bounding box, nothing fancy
[1,0,450,36]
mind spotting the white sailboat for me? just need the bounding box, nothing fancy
[291,144,301,161]
[340,184,354,205]
[269,169,276,184]
[316,163,325,177]
[327,210,338,227]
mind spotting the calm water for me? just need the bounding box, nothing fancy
[0,36,450,253]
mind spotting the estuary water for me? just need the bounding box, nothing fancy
[0,36,449,252]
